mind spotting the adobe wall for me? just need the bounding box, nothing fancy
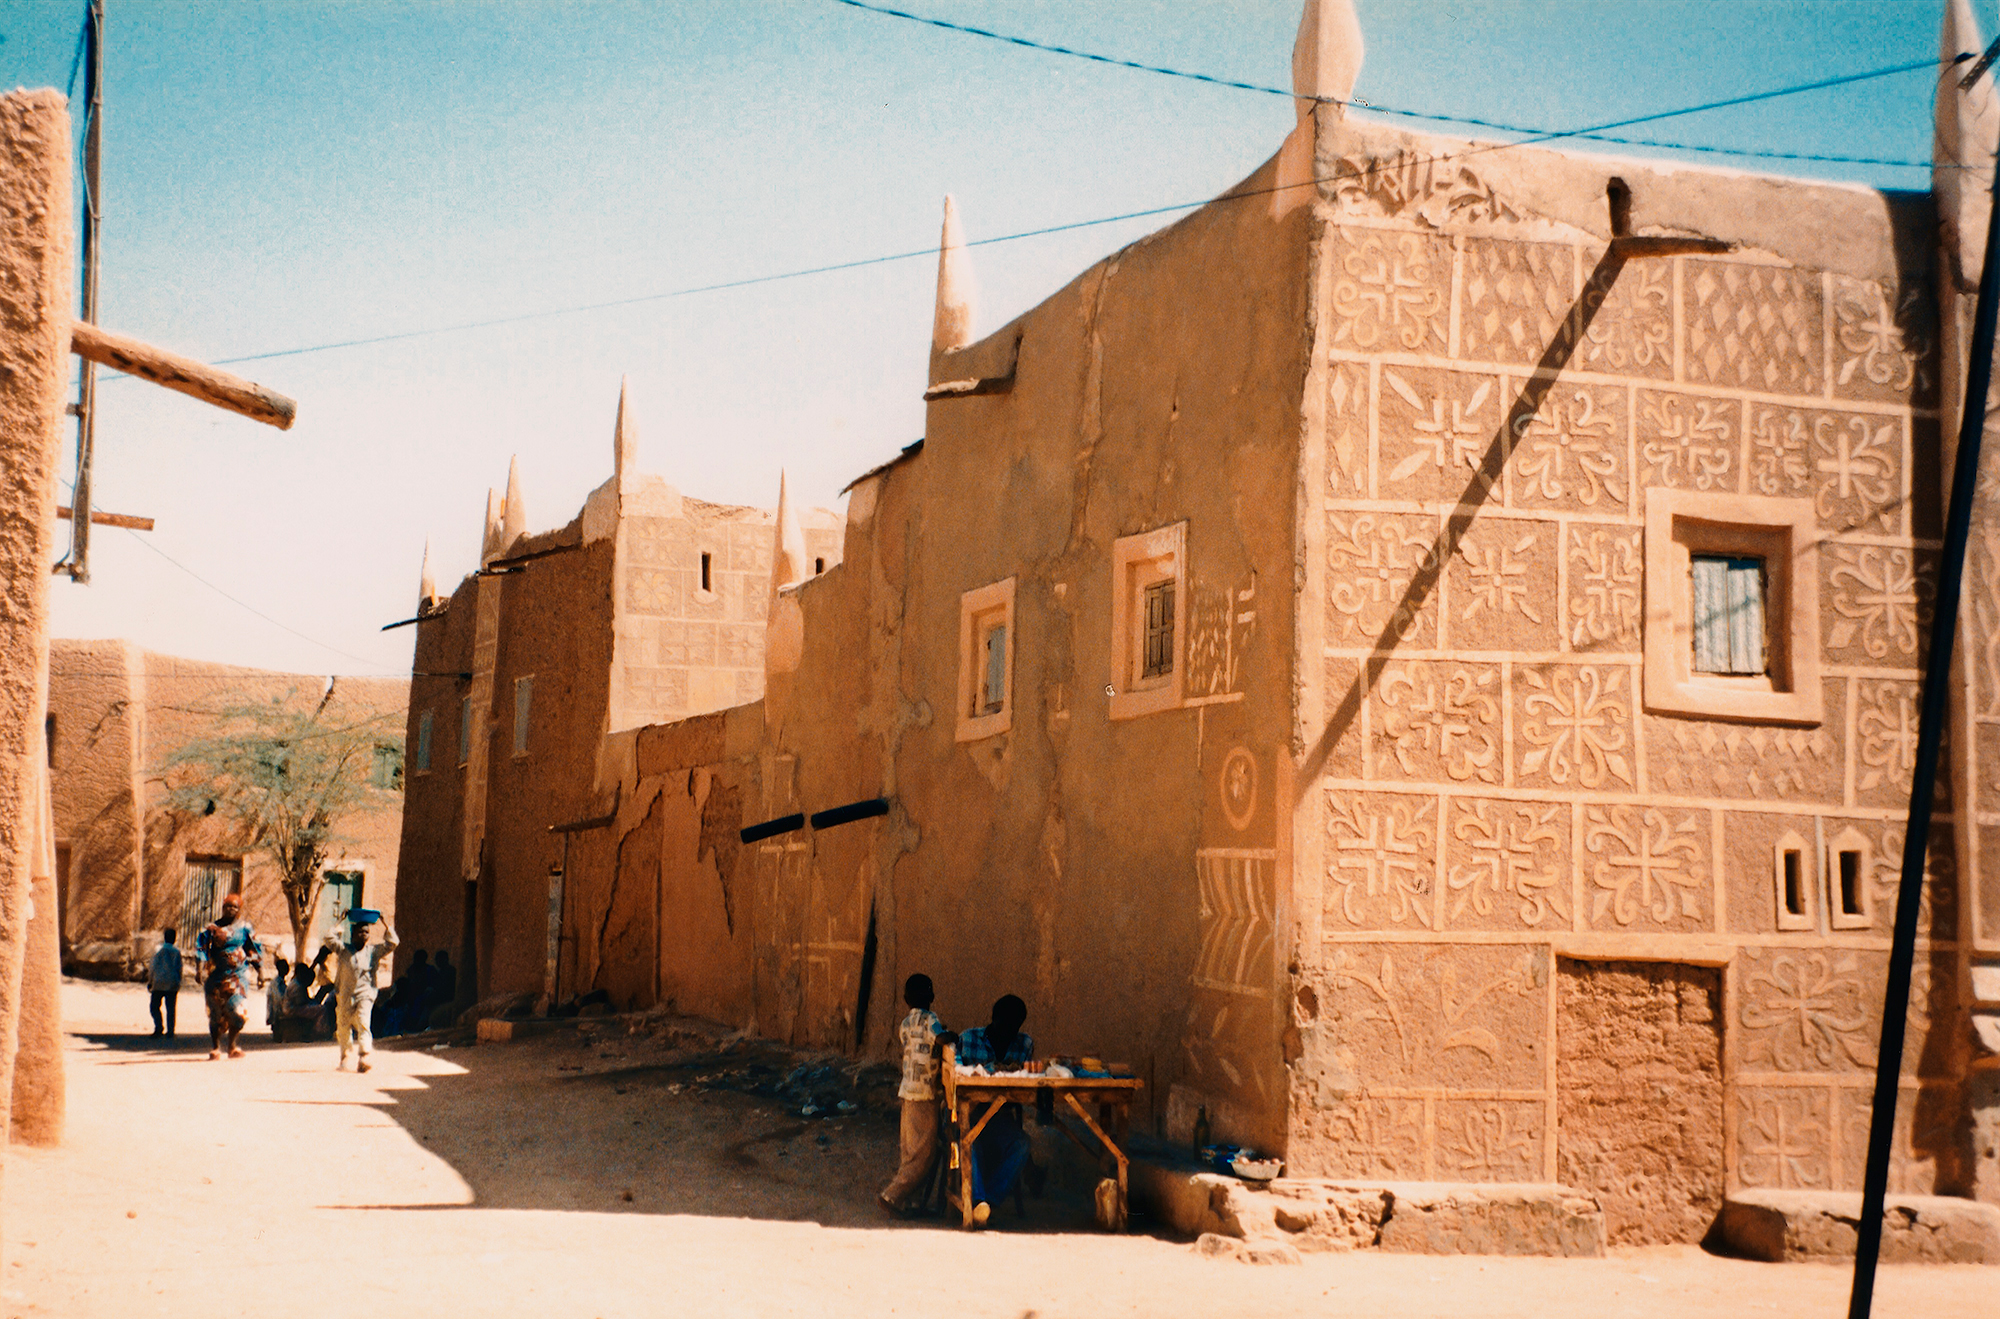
[396,584,476,981]
[1288,112,1968,1227]
[47,639,145,966]
[0,89,72,1165]
[636,141,1313,1149]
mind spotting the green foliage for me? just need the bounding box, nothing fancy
[157,684,401,954]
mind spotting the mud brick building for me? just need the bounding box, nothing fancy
[395,0,2000,1242]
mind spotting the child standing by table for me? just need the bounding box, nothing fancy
[879,974,948,1217]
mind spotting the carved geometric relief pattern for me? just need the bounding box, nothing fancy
[1581,805,1710,931]
[1683,261,1823,396]
[626,569,682,617]
[1645,692,1844,802]
[1509,383,1628,513]
[1636,389,1737,491]
[1321,942,1549,1090]
[1458,238,1573,365]
[1434,1099,1545,1181]
[1829,275,1936,408]
[1837,1084,1959,1195]
[1445,798,1570,930]
[1868,820,1957,945]
[1516,665,1635,790]
[1579,255,1673,379]
[1377,367,1501,505]
[1446,520,1558,651]
[1567,525,1643,653]
[1810,410,1902,536]
[1329,230,1450,355]
[1372,662,1502,784]
[1738,947,1873,1073]
[1735,1086,1832,1189]
[1326,360,1370,495]
[1855,679,1921,806]
[1972,528,2000,715]
[1324,512,1440,647]
[1324,792,1438,930]
[1747,404,1813,499]
[1193,851,1276,998]
[1823,543,1928,667]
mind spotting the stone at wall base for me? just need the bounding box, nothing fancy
[474,1016,570,1043]
[1714,1189,2000,1264]
[1195,1232,1302,1265]
[1130,1161,1604,1257]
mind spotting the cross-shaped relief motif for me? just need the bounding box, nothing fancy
[1826,545,1923,660]
[1458,532,1541,624]
[1740,951,1872,1071]
[1520,666,1634,788]
[1326,514,1436,643]
[1749,407,1812,497]
[1831,275,1932,399]
[1448,800,1567,926]
[1857,680,1920,795]
[1567,528,1642,649]
[1377,664,1501,782]
[1638,392,1735,490]
[1325,794,1436,927]
[1512,388,1624,507]
[1381,369,1495,493]
[1813,414,1898,531]
[1583,805,1705,926]
[1332,233,1447,352]
[1737,1089,1831,1189]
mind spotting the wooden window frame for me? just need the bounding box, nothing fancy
[1643,490,1820,725]
[1110,522,1187,721]
[956,577,1016,743]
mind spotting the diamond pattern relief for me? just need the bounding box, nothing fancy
[1458,239,1573,365]
[1684,262,1822,396]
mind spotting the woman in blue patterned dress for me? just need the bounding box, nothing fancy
[197,893,262,1059]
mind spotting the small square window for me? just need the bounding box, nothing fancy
[1643,491,1819,725]
[1110,522,1187,721]
[1691,555,1765,676]
[415,710,434,772]
[956,578,1016,743]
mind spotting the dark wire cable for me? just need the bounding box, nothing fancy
[830,0,1939,167]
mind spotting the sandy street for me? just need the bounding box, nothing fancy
[3,981,1993,1318]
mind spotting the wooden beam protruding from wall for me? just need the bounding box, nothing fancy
[68,321,297,431]
[55,506,152,530]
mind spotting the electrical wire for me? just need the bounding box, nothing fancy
[830,0,1941,168]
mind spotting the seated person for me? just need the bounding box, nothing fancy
[954,994,1034,1225]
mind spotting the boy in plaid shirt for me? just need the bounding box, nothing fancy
[878,974,948,1216]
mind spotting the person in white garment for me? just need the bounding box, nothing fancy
[320,911,398,1073]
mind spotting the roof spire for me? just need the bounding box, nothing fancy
[769,469,808,597]
[613,375,639,481]
[501,455,527,549]
[1292,0,1364,126]
[931,194,977,356]
[481,487,503,566]
[418,538,437,609]
[1939,0,1999,287]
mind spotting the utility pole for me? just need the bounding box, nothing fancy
[66,0,104,584]
[1846,41,2000,1319]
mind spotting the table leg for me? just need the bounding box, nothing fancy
[957,1102,974,1229]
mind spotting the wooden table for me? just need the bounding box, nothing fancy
[940,1047,1144,1231]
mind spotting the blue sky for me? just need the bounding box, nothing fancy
[0,0,1958,675]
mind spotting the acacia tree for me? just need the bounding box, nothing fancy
[158,682,402,960]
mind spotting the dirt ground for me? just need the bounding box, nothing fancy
[6,981,1995,1318]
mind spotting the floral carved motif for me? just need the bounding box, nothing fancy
[1583,805,1706,927]
[1812,413,1899,533]
[1458,530,1541,626]
[1331,232,1448,354]
[1737,1088,1832,1189]
[1323,943,1545,1082]
[1637,391,1736,491]
[1831,275,1935,403]
[1326,513,1437,644]
[1379,368,1498,501]
[1448,799,1568,927]
[1377,664,1501,783]
[1520,666,1634,788]
[1437,1102,1542,1181]
[1512,386,1625,509]
[1568,528,1642,651]
[1580,258,1672,377]
[1317,1096,1426,1178]
[1856,680,1920,796]
[1749,407,1812,497]
[1826,545,1925,661]
[1739,949,1871,1072]
[1325,794,1436,928]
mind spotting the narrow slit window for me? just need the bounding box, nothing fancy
[700,552,712,592]
[1142,579,1176,680]
[458,695,472,766]
[814,557,825,575]
[980,623,1007,715]
[1838,849,1864,918]
[1782,849,1804,919]
[416,710,434,772]
[43,713,55,767]
[1691,554,1766,675]
[513,676,534,755]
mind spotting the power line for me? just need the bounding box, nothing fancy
[830,0,1940,168]
[102,53,1946,375]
